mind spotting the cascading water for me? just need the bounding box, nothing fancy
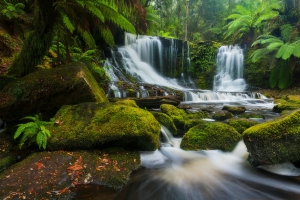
[213,45,247,92]
[117,132,300,200]
[104,33,272,105]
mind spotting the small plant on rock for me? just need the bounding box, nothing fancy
[14,115,53,150]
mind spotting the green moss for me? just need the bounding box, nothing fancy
[238,113,265,119]
[227,118,258,134]
[160,104,209,130]
[115,99,138,108]
[0,63,108,123]
[47,102,161,151]
[0,155,16,172]
[180,122,241,151]
[272,99,299,113]
[284,95,300,104]
[126,89,136,97]
[184,119,206,131]
[151,112,177,135]
[160,104,186,129]
[243,110,300,165]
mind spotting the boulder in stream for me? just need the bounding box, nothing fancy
[243,110,300,166]
[0,63,108,124]
[222,105,246,115]
[180,122,241,151]
[212,110,234,121]
[227,118,258,134]
[46,101,161,151]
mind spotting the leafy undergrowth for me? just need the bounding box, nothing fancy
[0,148,140,199]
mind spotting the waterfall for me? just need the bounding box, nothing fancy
[104,33,271,105]
[213,45,247,92]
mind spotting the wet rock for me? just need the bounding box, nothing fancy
[212,110,234,121]
[243,110,300,166]
[226,118,258,134]
[0,149,140,199]
[46,102,161,151]
[238,113,265,119]
[180,122,241,151]
[0,63,108,124]
[134,96,181,109]
[222,105,246,115]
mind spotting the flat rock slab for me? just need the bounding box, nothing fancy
[0,149,140,199]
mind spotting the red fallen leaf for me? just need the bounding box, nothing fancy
[67,165,82,171]
[44,156,50,160]
[36,162,45,170]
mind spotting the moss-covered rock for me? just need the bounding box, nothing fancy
[212,110,234,121]
[227,118,258,134]
[46,102,161,151]
[0,149,141,199]
[272,99,300,113]
[160,104,209,130]
[180,122,241,151]
[184,119,206,131]
[222,105,246,115]
[285,95,300,104]
[0,63,108,123]
[151,112,177,135]
[0,75,16,91]
[243,110,300,166]
[115,99,139,108]
[238,113,265,119]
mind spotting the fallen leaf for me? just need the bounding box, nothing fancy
[36,162,45,170]
[67,165,82,171]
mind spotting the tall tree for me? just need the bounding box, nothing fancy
[6,0,136,78]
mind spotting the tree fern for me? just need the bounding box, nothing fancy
[269,65,280,88]
[278,62,292,89]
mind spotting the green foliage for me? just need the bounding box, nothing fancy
[14,115,53,150]
[0,0,25,20]
[224,0,282,43]
[268,60,292,89]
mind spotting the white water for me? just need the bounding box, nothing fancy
[135,138,300,200]
[214,45,247,92]
[105,33,272,105]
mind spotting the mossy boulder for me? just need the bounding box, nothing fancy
[222,105,246,115]
[212,110,234,121]
[151,112,177,135]
[243,110,300,166]
[0,149,140,199]
[272,99,300,113]
[180,122,241,151]
[0,63,108,123]
[238,113,265,119]
[46,102,161,151]
[115,99,139,108]
[184,119,206,131]
[160,104,209,130]
[284,95,300,104]
[227,118,258,134]
[0,75,16,91]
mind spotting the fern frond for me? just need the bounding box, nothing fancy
[85,1,105,22]
[278,63,292,89]
[98,24,114,47]
[250,48,272,63]
[62,13,75,33]
[292,43,300,58]
[280,24,293,43]
[266,42,283,51]
[276,43,295,60]
[269,64,280,88]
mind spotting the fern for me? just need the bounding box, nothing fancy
[278,62,292,89]
[14,115,53,150]
[269,65,280,88]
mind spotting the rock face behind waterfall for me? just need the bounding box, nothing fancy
[243,110,300,166]
[46,101,161,151]
[0,63,108,123]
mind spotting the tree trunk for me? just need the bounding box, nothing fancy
[6,0,57,78]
